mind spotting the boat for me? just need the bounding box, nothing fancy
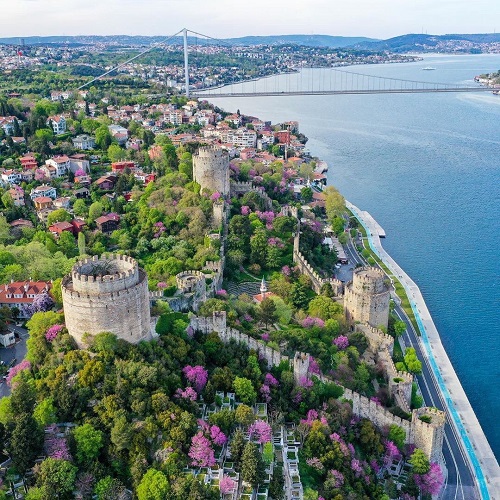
[422,66,436,71]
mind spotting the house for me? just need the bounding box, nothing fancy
[8,186,25,207]
[21,169,35,182]
[274,130,291,144]
[0,331,15,348]
[0,280,52,319]
[111,161,135,173]
[74,174,91,187]
[134,171,156,185]
[10,219,33,230]
[48,221,74,237]
[45,155,70,177]
[126,138,143,150]
[68,155,90,174]
[71,219,86,234]
[47,115,67,135]
[74,187,90,199]
[1,169,22,185]
[30,184,57,200]
[240,148,256,160]
[40,164,57,179]
[19,154,38,170]
[34,196,54,211]
[72,134,95,150]
[0,116,16,135]
[53,197,71,209]
[108,124,128,145]
[95,175,116,191]
[95,213,120,233]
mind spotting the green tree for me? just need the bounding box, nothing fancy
[88,201,104,221]
[404,347,422,374]
[94,476,127,500]
[33,398,57,426]
[353,363,371,393]
[259,297,277,326]
[394,320,406,337]
[250,229,268,267]
[58,231,78,258]
[388,424,406,450]
[73,423,104,464]
[235,404,255,427]
[46,209,72,226]
[73,198,87,217]
[107,143,127,162]
[233,377,257,405]
[230,428,246,466]
[409,448,430,475]
[78,231,86,256]
[241,442,266,487]
[111,415,133,452]
[301,186,313,203]
[95,126,112,150]
[324,185,345,220]
[9,413,44,474]
[137,469,170,500]
[35,458,77,499]
[308,295,343,320]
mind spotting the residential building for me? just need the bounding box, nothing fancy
[95,213,120,233]
[72,134,96,150]
[74,187,90,199]
[19,154,38,170]
[1,169,22,185]
[30,184,57,200]
[0,116,16,135]
[8,186,25,207]
[45,155,70,177]
[53,197,71,209]
[95,175,116,191]
[0,280,52,318]
[47,115,67,135]
[111,161,135,172]
[48,221,74,237]
[34,196,54,211]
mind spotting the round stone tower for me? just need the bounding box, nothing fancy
[193,145,230,196]
[344,266,390,329]
[62,254,152,347]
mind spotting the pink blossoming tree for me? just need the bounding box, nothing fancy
[248,420,272,444]
[183,365,208,393]
[188,432,216,467]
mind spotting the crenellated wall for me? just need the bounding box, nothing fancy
[230,181,273,210]
[190,311,445,464]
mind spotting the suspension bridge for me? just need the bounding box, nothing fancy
[78,28,492,98]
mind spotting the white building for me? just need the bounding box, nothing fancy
[47,115,67,135]
[72,134,96,150]
[30,184,57,200]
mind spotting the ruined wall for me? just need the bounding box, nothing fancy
[344,267,390,329]
[62,254,152,346]
[193,146,230,196]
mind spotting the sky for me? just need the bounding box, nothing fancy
[1,0,499,39]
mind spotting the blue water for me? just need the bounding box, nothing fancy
[209,54,500,459]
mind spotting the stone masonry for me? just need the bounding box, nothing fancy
[344,266,391,329]
[193,145,230,196]
[62,254,152,347]
[190,311,445,465]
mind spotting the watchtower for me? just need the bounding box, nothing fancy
[61,254,152,347]
[193,145,230,196]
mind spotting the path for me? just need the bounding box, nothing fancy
[346,200,500,500]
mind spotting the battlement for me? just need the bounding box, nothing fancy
[61,253,151,347]
[293,250,343,295]
[413,407,446,427]
[193,145,230,196]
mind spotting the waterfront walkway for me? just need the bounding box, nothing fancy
[346,200,500,500]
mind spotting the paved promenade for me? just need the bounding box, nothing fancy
[346,200,500,500]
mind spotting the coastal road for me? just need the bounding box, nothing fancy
[344,235,478,500]
[0,326,28,399]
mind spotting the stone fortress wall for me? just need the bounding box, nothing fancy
[344,266,391,330]
[190,311,445,465]
[62,254,152,346]
[230,181,273,211]
[193,146,230,196]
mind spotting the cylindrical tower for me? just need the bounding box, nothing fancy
[193,146,230,196]
[344,266,390,329]
[62,254,152,347]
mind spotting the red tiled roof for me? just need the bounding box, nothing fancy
[0,280,52,304]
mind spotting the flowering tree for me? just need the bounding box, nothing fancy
[241,205,251,215]
[175,387,198,401]
[384,440,402,466]
[306,457,324,472]
[24,292,55,317]
[333,335,349,350]
[183,365,208,393]
[188,432,216,467]
[219,475,236,495]
[414,462,444,495]
[264,373,279,386]
[301,316,325,328]
[45,324,64,342]
[45,425,72,460]
[261,332,270,342]
[308,357,321,375]
[329,469,344,488]
[248,420,272,444]
[210,425,227,446]
[6,359,31,386]
[298,376,313,389]
[210,191,221,201]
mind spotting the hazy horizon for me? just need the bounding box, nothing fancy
[1,0,498,40]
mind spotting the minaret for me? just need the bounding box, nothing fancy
[260,277,267,300]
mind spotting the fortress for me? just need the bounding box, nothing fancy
[193,145,230,196]
[344,266,391,329]
[61,254,152,347]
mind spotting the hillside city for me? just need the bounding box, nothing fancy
[0,37,473,500]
